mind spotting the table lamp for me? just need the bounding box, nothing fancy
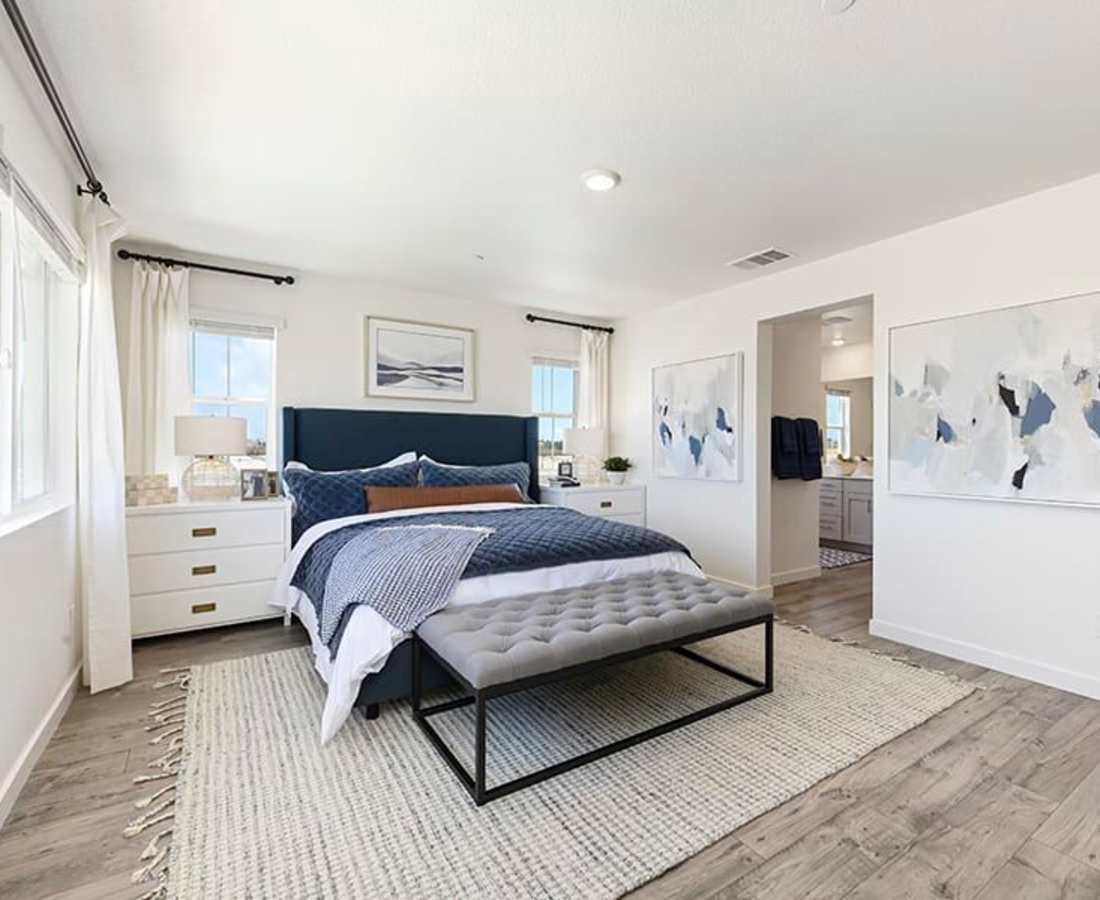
[563,426,606,483]
[175,415,248,501]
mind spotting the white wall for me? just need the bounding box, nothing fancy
[821,340,873,381]
[0,45,84,824]
[770,317,821,583]
[611,171,1100,700]
[112,244,601,458]
[825,377,874,458]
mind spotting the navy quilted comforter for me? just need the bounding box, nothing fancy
[292,506,691,652]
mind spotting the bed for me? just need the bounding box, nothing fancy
[273,406,703,742]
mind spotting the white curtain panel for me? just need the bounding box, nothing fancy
[124,261,191,480]
[578,329,610,455]
[77,198,133,692]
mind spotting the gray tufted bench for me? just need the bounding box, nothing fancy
[412,571,775,806]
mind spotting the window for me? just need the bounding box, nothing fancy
[531,357,578,476]
[189,318,276,469]
[0,156,82,533]
[825,389,851,459]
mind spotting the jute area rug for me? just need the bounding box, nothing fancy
[133,624,973,899]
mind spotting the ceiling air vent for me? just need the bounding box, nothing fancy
[726,247,793,270]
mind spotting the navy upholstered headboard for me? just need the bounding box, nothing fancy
[281,407,540,501]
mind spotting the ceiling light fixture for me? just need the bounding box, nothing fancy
[582,169,621,192]
[831,336,847,347]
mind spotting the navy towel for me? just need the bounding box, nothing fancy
[796,418,823,481]
[771,416,801,479]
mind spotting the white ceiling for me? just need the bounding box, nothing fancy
[820,300,873,348]
[16,0,1100,317]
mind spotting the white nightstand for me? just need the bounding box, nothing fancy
[539,482,646,527]
[125,498,292,638]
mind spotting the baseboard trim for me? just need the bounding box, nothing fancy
[706,573,775,600]
[770,565,821,586]
[0,664,81,829]
[869,618,1100,701]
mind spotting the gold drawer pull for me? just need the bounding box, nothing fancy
[192,527,217,538]
[192,564,217,576]
[191,602,217,614]
[600,500,613,509]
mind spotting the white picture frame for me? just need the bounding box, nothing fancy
[365,316,476,402]
[652,352,742,482]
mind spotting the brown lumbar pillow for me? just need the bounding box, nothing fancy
[365,483,525,513]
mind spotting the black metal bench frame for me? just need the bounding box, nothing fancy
[412,613,774,806]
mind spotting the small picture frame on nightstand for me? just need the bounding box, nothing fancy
[241,469,270,501]
[557,460,574,479]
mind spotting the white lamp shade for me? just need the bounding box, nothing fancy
[175,415,247,456]
[563,427,606,458]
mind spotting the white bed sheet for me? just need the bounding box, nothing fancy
[270,503,702,743]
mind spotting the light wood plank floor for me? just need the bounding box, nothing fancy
[3,561,1099,899]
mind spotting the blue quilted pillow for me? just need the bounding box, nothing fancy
[419,459,531,499]
[284,461,420,543]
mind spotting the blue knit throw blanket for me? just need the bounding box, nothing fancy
[320,524,493,652]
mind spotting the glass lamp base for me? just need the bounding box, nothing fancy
[181,456,239,502]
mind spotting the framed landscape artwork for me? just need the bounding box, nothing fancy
[365,317,475,401]
[652,352,742,481]
[889,290,1100,506]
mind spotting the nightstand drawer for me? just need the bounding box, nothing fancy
[129,544,285,595]
[131,580,278,637]
[606,512,646,528]
[127,507,285,555]
[564,489,644,518]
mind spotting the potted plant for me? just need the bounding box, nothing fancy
[602,456,633,486]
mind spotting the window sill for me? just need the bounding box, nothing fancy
[0,495,75,540]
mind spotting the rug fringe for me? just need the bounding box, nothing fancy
[125,666,192,895]
[135,783,176,810]
[131,846,168,883]
[149,725,184,745]
[777,619,983,688]
[137,879,168,900]
[140,827,174,860]
[146,714,185,731]
[153,672,190,690]
[134,771,175,785]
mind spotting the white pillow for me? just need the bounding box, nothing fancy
[284,451,416,473]
[417,454,474,468]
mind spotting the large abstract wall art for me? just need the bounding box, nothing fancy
[889,291,1100,505]
[653,353,741,481]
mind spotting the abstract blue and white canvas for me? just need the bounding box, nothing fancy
[653,353,741,481]
[889,291,1100,505]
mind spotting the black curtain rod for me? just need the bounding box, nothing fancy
[117,249,296,286]
[525,313,613,335]
[2,0,108,203]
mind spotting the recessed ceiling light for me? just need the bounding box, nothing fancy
[581,169,621,192]
[831,336,847,347]
[821,0,856,13]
